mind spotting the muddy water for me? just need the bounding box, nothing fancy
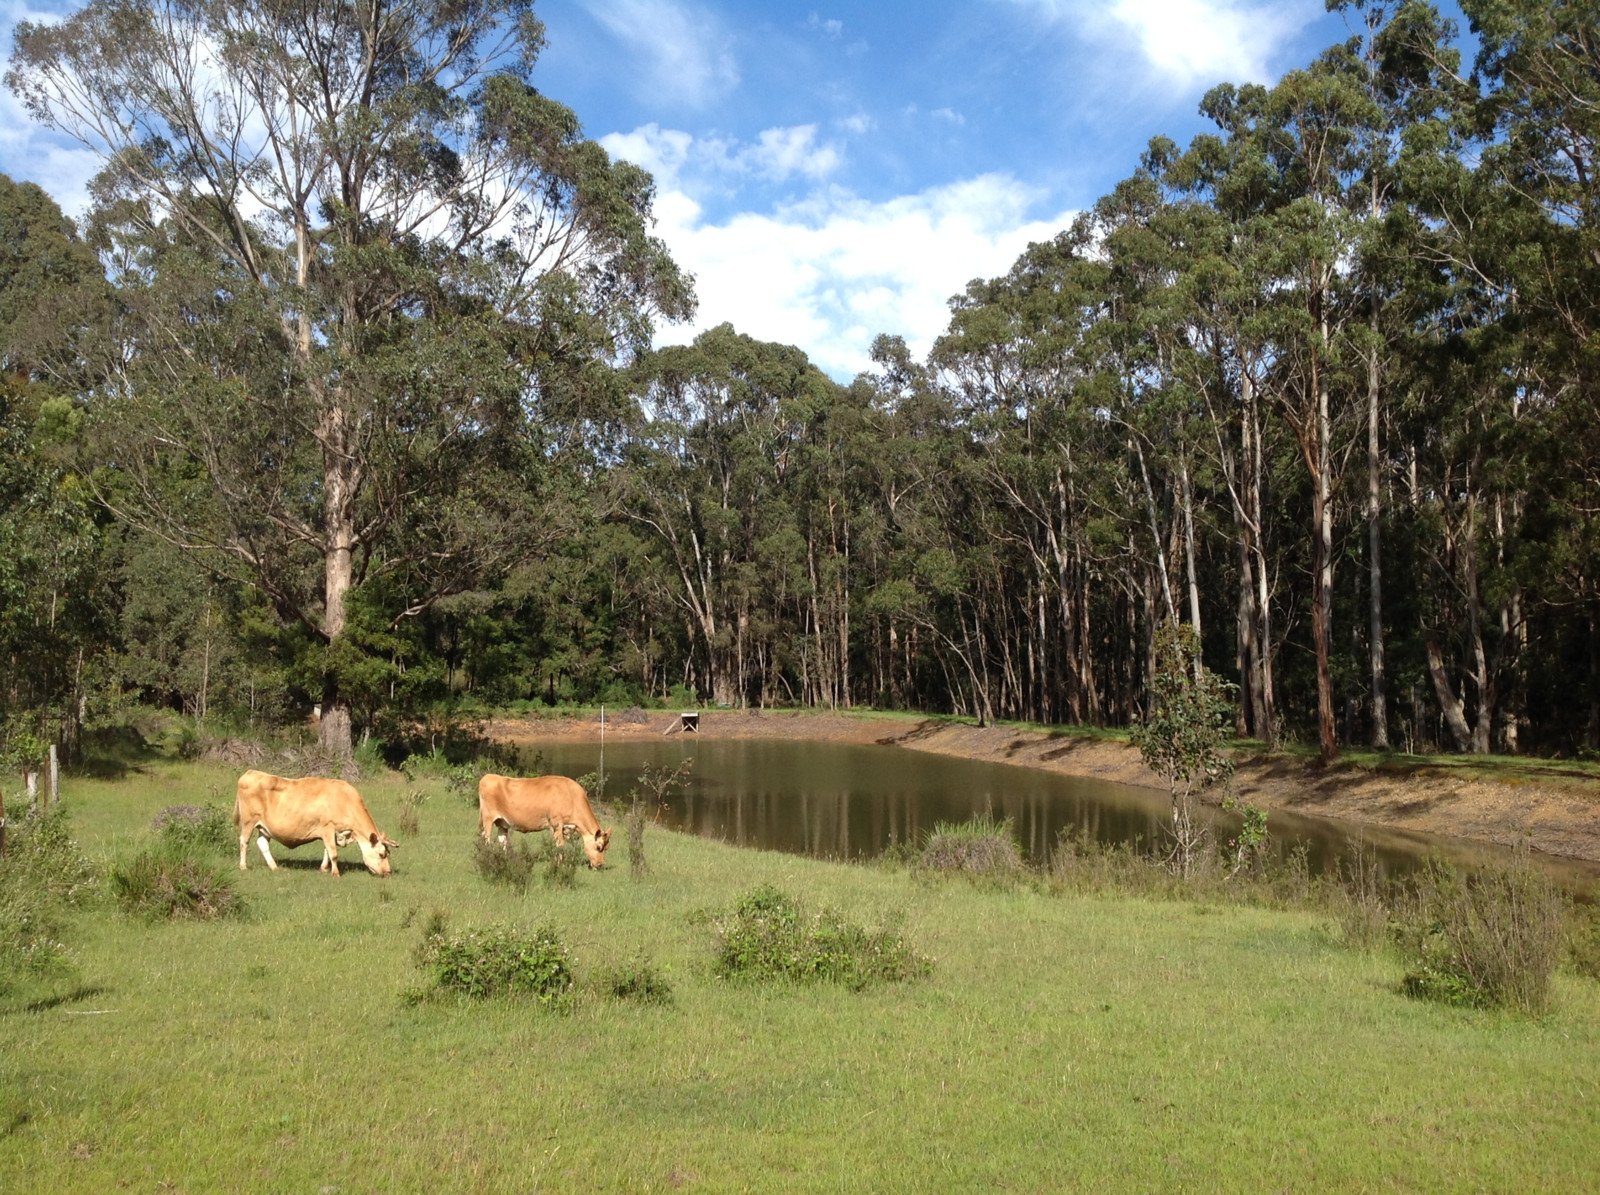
[510,737,1597,886]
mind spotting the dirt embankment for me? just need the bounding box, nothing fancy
[486,709,1600,869]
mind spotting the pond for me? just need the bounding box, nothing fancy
[510,737,1600,888]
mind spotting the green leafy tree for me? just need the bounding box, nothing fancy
[1133,623,1236,877]
[8,0,693,754]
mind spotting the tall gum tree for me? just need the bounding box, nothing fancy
[8,0,692,753]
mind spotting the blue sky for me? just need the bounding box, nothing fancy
[1,0,1462,379]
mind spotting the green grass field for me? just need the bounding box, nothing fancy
[3,760,1599,1192]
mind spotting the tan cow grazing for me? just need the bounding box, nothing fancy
[477,773,611,869]
[234,770,397,877]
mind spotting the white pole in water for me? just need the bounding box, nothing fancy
[599,703,606,799]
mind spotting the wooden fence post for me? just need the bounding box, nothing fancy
[48,743,59,807]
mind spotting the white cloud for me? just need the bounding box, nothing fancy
[805,13,843,39]
[579,0,739,109]
[1011,0,1317,89]
[602,121,842,189]
[611,126,1077,379]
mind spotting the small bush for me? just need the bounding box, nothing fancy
[545,836,581,888]
[443,762,479,801]
[111,847,243,921]
[597,956,674,1005]
[1397,851,1566,1015]
[472,837,538,891]
[414,914,573,1002]
[918,814,1024,883]
[152,803,235,858]
[711,884,930,991]
[397,790,426,837]
[352,735,387,778]
[0,806,97,992]
[1566,901,1600,981]
[626,760,693,881]
[1333,839,1391,951]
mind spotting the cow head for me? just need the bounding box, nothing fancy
[356,830,396,876]
[582,827,611,870]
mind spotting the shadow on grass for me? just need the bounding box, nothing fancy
[75,724,161,780]
[17,984,110,1015]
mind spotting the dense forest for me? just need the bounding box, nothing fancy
[1,0,1597,764]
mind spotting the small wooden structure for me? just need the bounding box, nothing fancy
[665,711,700,735]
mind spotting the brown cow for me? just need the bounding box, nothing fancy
[234,770,397,877]
[477,773,611,869]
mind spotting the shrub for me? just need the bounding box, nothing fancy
[1566,901,1600,981]
[443,762,479,801]
[626,760,693,881]
[1131,623,1236,878]
[414,913,573,1002]
[597,956,675,1005]
[0,806,97,993]
[152,803,236,858]
[111,846,243,921]
[352,735,387,778]
[397,790,426,837]
[1397,851,1566,1015]
[917,814,1024,884]
[544,836,581,888]
[472,837,538,891]
[711,884,930,991]
[1333,839,1391,951]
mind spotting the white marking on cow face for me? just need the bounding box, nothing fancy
[356,831,392,876]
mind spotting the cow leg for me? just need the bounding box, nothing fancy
[239,832,249,871]
[255,830,278,871]
[321,834,341,877]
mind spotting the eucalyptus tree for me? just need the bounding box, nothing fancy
[619,325,834,707]
[932,226,1114,723]
[8,0,692,753]
[1463,0,1600,744]
[0,175,115,749]
[1192,56,1381,762]
[1324,0,1467,748]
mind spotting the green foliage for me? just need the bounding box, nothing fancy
[1333,839,1392,951]
[626,759,693,881]
[1133,624,1236,877]
[916,814,1025,885]
[544,836,582,888]
[471,837,538,891]
[397,789,426,837]
[596,956,675,1006]
[413,913,574,1003]
[1397,852,1567,1015]
[151,803,234,858]
[1566,901,1600,982]
[1134,624,1236,796]
[710,884,930,991]
[110,846,242,922]
[351,735,388,779]
[1222,799,1270,876]
[0,805,96,992]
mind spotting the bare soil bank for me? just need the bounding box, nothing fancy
[486,709,1600,871]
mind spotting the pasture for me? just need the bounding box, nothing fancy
[3,759,1599,1192]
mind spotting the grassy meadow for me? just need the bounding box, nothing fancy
[3,758,1599,1192]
